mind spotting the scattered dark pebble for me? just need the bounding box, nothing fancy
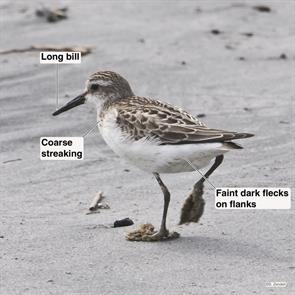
[47,279,54,283]
[279,120,289,124]
[113,218,134,228]
[241,32,254,37]
[288,266,295,269]
[238,57,246,61]
[253,5,271,12]
[267,53,288,60]
[65,272,72,275]
[181,61,186,65]
[211,29,222,35]
[195,7,202,13]
[123,169,130,172]
[0,235,4,238]
[196,113,206,118]
[243,107,252,111]
[280,53,287,59]
[138,38,145,43]
[36,6,68,23]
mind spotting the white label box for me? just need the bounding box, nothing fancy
[40,137,84,160]
[215,187,291,209]
[40,51,81,64]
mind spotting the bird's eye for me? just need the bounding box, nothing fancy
[90,84,99,91]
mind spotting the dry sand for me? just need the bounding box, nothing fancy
[1,1,294,294]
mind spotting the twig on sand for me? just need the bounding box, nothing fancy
[86,192,110,215]
[3,158,22,164]
[89,192,104,211]
[0,45,93,56]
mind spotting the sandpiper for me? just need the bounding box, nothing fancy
[53,71,253,241]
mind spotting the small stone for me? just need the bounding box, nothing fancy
[211,29,221,35]
[242,32,254,37]
[113,218,134,227]
[279,53,287,59]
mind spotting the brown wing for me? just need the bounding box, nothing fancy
[113,97,254,145]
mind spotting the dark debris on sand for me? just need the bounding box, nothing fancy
[253,5,271,13]
[36,6,68,23]
[211,29,222,35]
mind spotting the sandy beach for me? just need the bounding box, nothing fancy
[1,1,294,294]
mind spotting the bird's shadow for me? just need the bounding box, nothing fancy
[163,234,290,263]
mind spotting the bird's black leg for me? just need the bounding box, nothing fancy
[144,172,180,241]
[126,172,179,242]
[179,155,224,225]
[202,154,224,182]
[153,172,170,236]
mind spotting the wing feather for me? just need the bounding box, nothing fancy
[111,97,254,145]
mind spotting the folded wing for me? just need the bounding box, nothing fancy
[114,97,254,145]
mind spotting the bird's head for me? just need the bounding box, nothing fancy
[53,71,134,116]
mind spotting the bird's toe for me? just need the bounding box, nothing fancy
[126,224,180,242]
[143,230,180,242]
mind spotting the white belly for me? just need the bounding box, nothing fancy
[98,119,229,174]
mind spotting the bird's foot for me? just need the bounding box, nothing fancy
[144,229,180,242]
[126,223,180,242]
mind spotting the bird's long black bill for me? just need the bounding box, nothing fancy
[52,93,86,116]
